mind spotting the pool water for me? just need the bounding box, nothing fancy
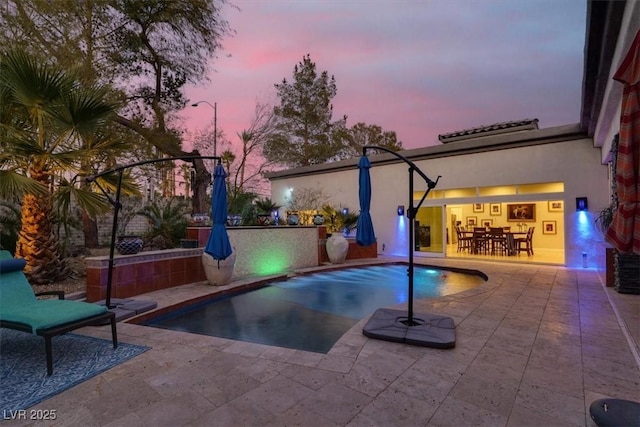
[144,264,485,353]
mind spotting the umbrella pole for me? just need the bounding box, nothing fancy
[360,146,440,328]
[86,155,220,312]
[105,170,124,309]
[406,166,416,326]
[360,146,455,348]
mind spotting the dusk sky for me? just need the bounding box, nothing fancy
[183,0,587,151]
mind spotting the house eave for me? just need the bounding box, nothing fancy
[265,123,586,181]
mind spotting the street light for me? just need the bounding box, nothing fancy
[191,100,217,156]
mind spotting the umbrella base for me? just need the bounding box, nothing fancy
[590,398,640,427]
[362,308,455,348]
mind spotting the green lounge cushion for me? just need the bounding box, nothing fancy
[0,269,38,305]
[0,258,27,273]
[0,249,108,333]
[1,300,108,333]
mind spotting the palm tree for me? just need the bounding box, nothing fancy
[0,50,123,284]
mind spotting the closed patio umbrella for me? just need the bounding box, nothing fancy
[606,29,640,255]
[356,155,376,246]
[205,163,233,261]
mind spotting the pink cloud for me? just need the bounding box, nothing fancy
[183,0,587,153]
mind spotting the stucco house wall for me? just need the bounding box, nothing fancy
[268,124,608,268]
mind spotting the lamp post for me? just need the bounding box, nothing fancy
[191,100,217,157]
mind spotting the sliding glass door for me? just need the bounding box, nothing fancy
[414,205,446,256]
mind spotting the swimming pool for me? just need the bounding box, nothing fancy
[144,264,486,353]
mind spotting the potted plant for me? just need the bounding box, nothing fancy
[595,204,640,293]
[321,205,359,264]
[595,204,616,287]
[341,211,359,237]
[595,204,615,234]
[321,205,359,236]
[228,191,255,226]
[137,198,189,250]
[254,198,281,226]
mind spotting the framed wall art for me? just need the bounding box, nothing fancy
[473,203,484,213]
[548,200,564,212]
[482,219,493,228]
[466,216,477,227]
[489,203,501,216]
[507,203,536,222]
[542,220,557,234]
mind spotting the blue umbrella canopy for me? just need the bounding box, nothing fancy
[356,155,376,246]
[204,163,233,260]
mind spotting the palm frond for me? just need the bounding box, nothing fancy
[48,85,117,135]
[0,170,48,199]
[92,171,141,197]
[54,182,111,220]
[1,50,74,110]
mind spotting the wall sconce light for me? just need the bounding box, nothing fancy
[397,205,405,216]
[576,197,588,211]
[342,207,349,215]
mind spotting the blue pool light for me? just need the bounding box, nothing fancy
[576,197,588,211]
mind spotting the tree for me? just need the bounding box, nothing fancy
[265,54,347,168]
[0,50,128,283]
[343,122,403,158]
[231,103,278,196]
[194,102,278,213]
[0,0,232,236]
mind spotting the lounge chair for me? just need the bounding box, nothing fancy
[0,251,117,375]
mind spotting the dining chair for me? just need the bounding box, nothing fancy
[472,227,489,254]
[516,226,535,256]
[455,226,473,253]
[489,227,508,255]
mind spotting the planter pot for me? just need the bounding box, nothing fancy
[256,214,271,226]
[189,213,210,227]
[115,235,143,255]
[287,212,300,225]
[227,214,242,226]
[326,234,349,264]
[614,252,640,294]
[202,250,236,286]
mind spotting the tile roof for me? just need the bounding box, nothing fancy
[438,118,539,143]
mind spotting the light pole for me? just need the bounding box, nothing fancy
[191,100,217,157]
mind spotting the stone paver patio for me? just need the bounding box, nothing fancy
[11,258,640,426]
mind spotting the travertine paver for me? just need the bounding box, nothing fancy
[13,258,640,427]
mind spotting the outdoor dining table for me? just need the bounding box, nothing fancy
[462,228,527,256]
